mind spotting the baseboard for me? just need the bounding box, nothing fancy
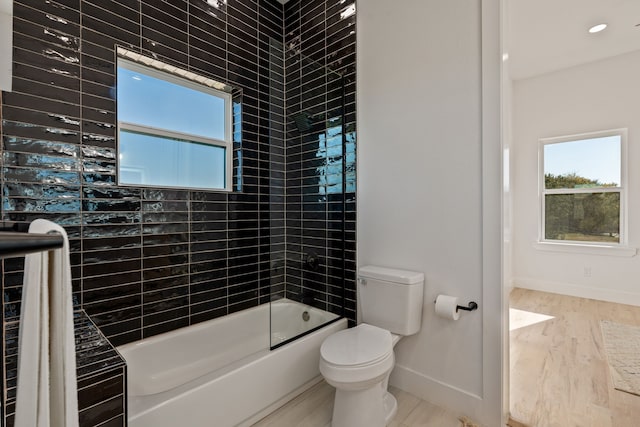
[389,364,484,422]
[513,277,640,307]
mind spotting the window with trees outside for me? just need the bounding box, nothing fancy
[540,129,626,245]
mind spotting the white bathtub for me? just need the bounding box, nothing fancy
[118,299,346,427]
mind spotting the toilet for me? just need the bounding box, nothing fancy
[319,265,424,427]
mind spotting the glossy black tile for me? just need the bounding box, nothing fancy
[77,366,123,390]
[142,1,188,42]
[78,394,123,426]
[142,264,189,281]
[2,311,126,423]
[188,6,227,43]
[143,254,189,270]
[82,2,139,38]
[87,302,141,327]
[142,243,189,258]
[143,317,189,338]
[142,233,188,246]
[190,257,228,273]
[82,247,141,264]
[77,375,123,412]
[188,32,226,66]
[141,188,186,201]
[84,296,142,321]
[82,270,141,290]
[142,34,189,67]
[141,211,188,224]
[83,258,141,278]
[228,14,258,40]
[96,317,142,337]
[143,275,189,293]
[13,2,81,36]
[143,292,189,314]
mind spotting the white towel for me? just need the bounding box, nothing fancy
[15,219,79,427]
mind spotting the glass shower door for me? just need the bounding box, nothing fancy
[269,47,345,349]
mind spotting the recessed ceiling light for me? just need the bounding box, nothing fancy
[588,23,607,33]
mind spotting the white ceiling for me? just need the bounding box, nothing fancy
[508,0,640,80]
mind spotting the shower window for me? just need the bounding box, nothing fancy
[116,52,233,191]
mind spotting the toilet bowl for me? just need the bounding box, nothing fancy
[319,266,424,427]
[319,324,399,427]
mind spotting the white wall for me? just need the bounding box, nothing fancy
[357,0,503,424]
[512,50,640,305]
[0,0,12,91]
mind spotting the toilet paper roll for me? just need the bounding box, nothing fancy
[435,294,460,320]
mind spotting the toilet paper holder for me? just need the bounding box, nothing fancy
[456,301,478,312]
[433,299,479,312]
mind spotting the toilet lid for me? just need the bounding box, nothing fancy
[321,324,392,367]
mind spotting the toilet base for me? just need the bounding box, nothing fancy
[383,391,398,425]
[331,386,397,427]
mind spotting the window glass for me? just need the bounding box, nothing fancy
[540,130,625,245]
[117,65,226,140]
[116,55,233,191]
[545,193,620,243]
[119,130,226,189]
[544,135,620,189]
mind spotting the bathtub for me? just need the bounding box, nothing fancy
[117,299,346,427]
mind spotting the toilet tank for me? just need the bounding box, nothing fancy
[358,265,424,336]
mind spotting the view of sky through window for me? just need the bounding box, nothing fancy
[117,66,226,140]
[544,135,621,187]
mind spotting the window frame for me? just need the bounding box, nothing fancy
[538,128,628,247]
[116,55,233,192]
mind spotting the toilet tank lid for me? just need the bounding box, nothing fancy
[358,265,424,285]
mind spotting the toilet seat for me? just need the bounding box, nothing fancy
[319,323,395,390]
[321,323,392,367]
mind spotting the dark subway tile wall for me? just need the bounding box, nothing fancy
[4,311,126,427]
[283,0,357,324]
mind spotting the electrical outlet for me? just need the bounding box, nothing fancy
[583,267,591,277]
